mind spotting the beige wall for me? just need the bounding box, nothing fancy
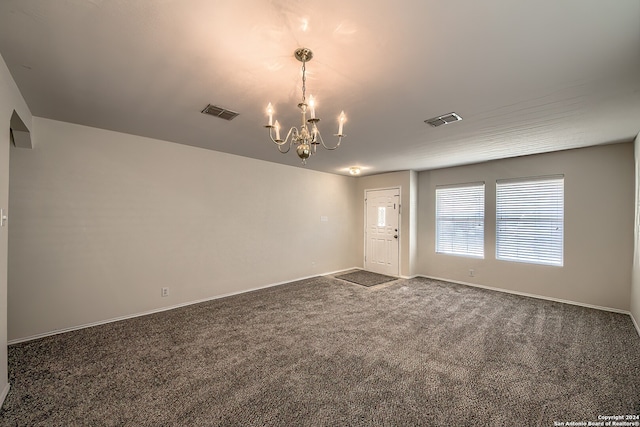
[418,143,634,311]
[0,53,32,402]
[7,118,360,341]
[632,133,640,332]
[355,171,418,277]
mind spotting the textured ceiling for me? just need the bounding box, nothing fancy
[1,0,639,175]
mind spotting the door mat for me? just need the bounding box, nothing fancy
[334,270,397,287]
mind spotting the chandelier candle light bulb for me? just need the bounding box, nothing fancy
[338,111,346,136]
[274,120,281,141]
[309,95,316,119]
[266,103,274,127]
[264,47,346,164]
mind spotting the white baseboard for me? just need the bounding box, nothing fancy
[0,383,10,408]
[350,269,415,280]
[631,312,640,338]
[418,275,631,315]
[13,269,634,345]
[8,267,359,345]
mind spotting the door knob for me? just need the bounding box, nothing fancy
[394,234,398,239]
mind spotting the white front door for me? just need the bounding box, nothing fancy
[365,188,400,276]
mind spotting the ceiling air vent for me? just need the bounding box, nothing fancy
[425,112,462,127]
[201,104,239,121]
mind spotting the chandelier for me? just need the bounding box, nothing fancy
[265,47,346,164]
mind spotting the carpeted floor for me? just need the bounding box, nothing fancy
[334,269,397,287]
[1,276,639,426]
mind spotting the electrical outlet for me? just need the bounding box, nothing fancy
[469,269,475,277]
[161,287,169,297]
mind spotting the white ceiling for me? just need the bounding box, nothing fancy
[1,0,639,176]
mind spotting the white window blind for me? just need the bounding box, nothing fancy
[436,183,485,258]
[496,176,564,266]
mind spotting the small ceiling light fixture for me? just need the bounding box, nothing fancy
[349,167,361,175]
[265,47,346,164]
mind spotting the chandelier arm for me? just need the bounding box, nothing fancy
[268,126,301,155]
[267,127,285,146]
[277,141,292,154]
[315,129,342,150]
[287,127,298,144]
[268,126,296,147]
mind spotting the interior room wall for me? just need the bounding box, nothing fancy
[417,143,634,311]
[632,132,640,333]
[409,170,418,278]
[0,53,32,403]
[7,117,360,342]
[355,171,418,277]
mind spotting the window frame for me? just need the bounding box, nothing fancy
[435,182,485,259]
[495,175,564,267]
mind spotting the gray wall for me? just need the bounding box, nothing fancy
[632,133,640,331]
[417,143,634,311]
[0,52,32,402]
[7,118,360,341]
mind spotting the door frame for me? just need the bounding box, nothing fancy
[364,186,401,276]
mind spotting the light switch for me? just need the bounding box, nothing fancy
[0,209,6,227]
[320,216,328,222]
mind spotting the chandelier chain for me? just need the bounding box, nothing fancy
[301,61,307,103]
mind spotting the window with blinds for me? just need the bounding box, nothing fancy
[496,176,564,266]
[435,183,485,258]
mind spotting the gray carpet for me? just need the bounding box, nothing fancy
[1,276,639,426]
[334,270,397,287]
